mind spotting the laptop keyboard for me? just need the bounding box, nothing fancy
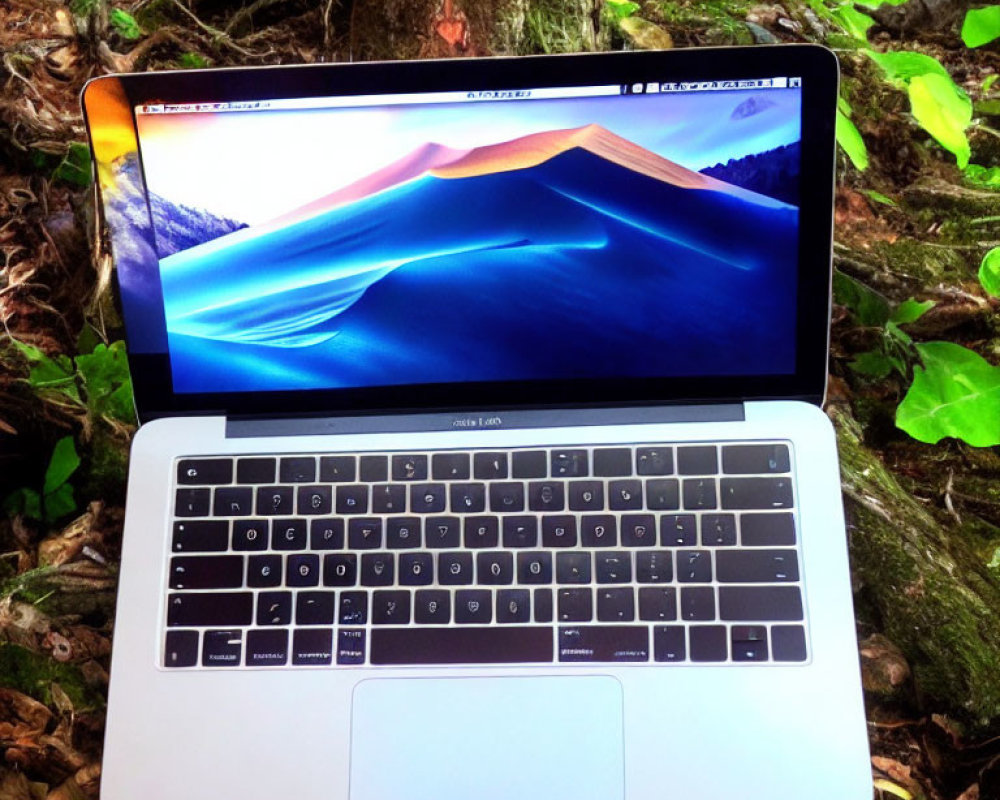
[164,442,808,668]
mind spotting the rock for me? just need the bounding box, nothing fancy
[859,633,912,699]
[618,16,673,49]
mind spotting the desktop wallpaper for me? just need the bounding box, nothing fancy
[127,88,802,393]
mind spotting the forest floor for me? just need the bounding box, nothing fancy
[2,0,1000,798]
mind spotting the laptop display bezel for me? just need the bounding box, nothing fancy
[83,45,838,422]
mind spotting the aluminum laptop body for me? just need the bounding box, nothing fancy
[82,46,870,800]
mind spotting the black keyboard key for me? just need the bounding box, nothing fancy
[653,625,685,661]
[596,588,635,622]
[771,625,808,661]
[310,518,344,550]
[464,516,499,548]
[320,455,356,482]
[358,455,387,482]
[477,551,514,585]
[551,450,587,477]
[689,625,727,661]
[256,591,292,626]
[556,552,591,584]
[528,481,565,512]
[439,552,473,585]
[609,479,642,510]
[257,486,293,516]
[337,629,366,665]
[336,485,368,514]
[682,478,717,510]
[717,549,799,582]
[298,485,332,515]
[677,550,712,582]
[168,593,252,627]
[348,518,383,549]
[247,554,282,587]
[214,487,252,516]
[741,513,796,545]
[452,483,486,513]
[323,553,357,586]
[680,587,716,621]
[722,444,790,474]
[370,626,552,665]
[568,481,604,511]
[414,590,450,624]
[534,588,553,623]
[237,458,275,484]
[411,483,447,514]
[645,479,679,510]
[517,551,552,584]
[502,516,538,548]
[636,550,673,583]
[660,514,696,546]
[558,625,648,662]
[386,517,421,549]
[202,629,242,666]
[512,450,547,479]
[677,446,718,475]
[246,629,288,667]
[720,478,793,510]
[280,457,315,483]
[639,587,677,621]
[338,591,368,624]
[372,590,410,624]
[392,454,427,481]
[164,630,199,667]
[432,452,470,480]
[169,555,243,590]
[474,452,508,480]
[636,447,673,476]
[731,625,768,661]
[455,589,492,623]
[361,552,394,586]
[271,519,307,550]
[287,554,320,587]
[595,551,631,583]
[173,520,229,553]
[580,515,617,547]
[558,588,592,622]
[292,629,333,665]
[399,552,434,585]
[621,514,656,547]
[233,519,269,551]
[593,448,631,477]
[542,515,577,548]
[175,488,210,517]
[497,589,531,623]
[296,591,336,625]
[719,586,803,621]
[701,514,737,546]
[426,516,461,548]
[178,458,232,485]
[489,482,525,513]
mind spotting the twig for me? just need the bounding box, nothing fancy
[166,0,269,58]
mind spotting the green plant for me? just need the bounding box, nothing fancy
[110,7,142,39]
[962,5,1000,48]
[52,142,93,187]
[177,52,209,69]
[3,437,81,522]
[605,0,639,21]
[836,96,869,170]
[980,247,1000,298]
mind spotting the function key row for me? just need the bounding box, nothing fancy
[176,444,792,486]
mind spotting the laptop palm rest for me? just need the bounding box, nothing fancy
[349,675,625,800]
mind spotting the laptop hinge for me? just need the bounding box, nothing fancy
[225,404,745,439]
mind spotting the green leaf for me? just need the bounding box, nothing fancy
[43,437,80,496]
[989,546,1000,571]
[43,484,77,523]
[863,189,897,206]
[962,5,1000,48]
[850,350,893,379]
[838,95,853,116]
[908,73,972,168]
[833,271,890,326]
[832,4,875,40]
[52,142,93,188]
[983,74,999,93]
[896,342,1000,446]
[76,341,135,423]
[866,50,951,87]
[11,340,81,402]
[890,298,934,325]
[885,320,912,346]
[177,52,209,69]
[836,109,869,170]
[110,7,142,40]
[980,247,1000,298]
[605,0,640,21]
[964,164,1000,189]
[3,488,42,520]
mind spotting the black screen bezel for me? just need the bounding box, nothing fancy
[86,45,838,422]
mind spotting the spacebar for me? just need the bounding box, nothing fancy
[370,627,553,665]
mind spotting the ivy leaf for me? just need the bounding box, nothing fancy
[896,342,1000,447]
[832,5,875,40]
[908,73,972,169]
[43,484,77,523]
[605,0,640,21]
[833,271,889,326]
[76,340,135,423]
[11,340,80,402]
[177,52,209,69]
[836,109,868,170]
[980,247,1000,298]
[964,164,1000,189]
[962,5,1000,48]
[109,8,142,40]
[890,298,934,325]
[3,488,41,521]
[52,142,93,188]
[866,51,951,86]
[43,437,80,497]
[850,350,893,379]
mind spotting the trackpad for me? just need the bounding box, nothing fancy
[350,676,624,800]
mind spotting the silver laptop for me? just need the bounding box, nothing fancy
[83,45,870,800]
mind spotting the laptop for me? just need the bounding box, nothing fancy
[82,45,870,800]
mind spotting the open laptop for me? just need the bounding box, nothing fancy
[82,45,869,800]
